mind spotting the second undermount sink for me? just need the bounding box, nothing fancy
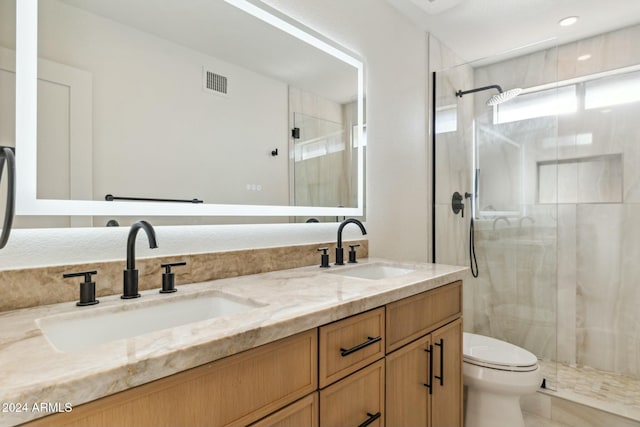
[37,291,266,352]
[329,263,415,280]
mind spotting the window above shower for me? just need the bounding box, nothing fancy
[492,65,640,125]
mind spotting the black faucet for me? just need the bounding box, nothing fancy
[335,218,367,265]
[122,220,158,299]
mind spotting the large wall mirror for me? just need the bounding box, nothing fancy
[2,0,364,227]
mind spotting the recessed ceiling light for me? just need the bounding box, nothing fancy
[577,54,592,61]
[559,16,579,27]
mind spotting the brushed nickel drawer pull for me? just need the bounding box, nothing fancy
[340,336,382,357]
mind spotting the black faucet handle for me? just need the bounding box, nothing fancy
[63,270,99,306]
[63,270,97,280]
[348,244,361,263]
[161,261,187,273]
[317,247,330,268]
[160,261,187,293]
[452,192,465,218]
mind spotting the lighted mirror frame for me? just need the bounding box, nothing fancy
[15,0,364,218]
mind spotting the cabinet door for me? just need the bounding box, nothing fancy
[320,360,385,427]
[386,335,430,427]
[251,393,318,427]
[430,319,462,427]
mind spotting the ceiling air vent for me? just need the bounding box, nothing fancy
[203,68,229,97]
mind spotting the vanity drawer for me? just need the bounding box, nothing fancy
[25,330,317,427]
[250,393,318,427]
[319,359,385,427]
[319,307,385,387]
[386,281,462,353]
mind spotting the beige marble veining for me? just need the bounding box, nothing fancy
[0,258,466,426]
[0,240,367,313]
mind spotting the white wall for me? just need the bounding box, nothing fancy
[0,0,430,270]
[264,0,430,262]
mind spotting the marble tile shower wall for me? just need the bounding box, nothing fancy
[472,24,640,378]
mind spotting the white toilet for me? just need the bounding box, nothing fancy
[463,332,542,427]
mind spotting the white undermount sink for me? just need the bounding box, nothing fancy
[37,291,266,352]
[329,263,415,280]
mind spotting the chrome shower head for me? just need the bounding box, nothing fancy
[456,84,522,106]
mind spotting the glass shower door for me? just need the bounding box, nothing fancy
[433,63,559,389]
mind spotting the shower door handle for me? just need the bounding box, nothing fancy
[434,338,444,386]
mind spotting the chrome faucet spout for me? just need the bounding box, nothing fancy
[336,218,367,265]
[122,220,158,299]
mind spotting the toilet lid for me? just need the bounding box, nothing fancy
[463,333,538,371]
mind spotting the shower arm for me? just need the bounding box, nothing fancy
[456,85,503,98]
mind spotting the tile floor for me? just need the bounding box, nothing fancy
[523,412,570,427]
[539,360,640,421]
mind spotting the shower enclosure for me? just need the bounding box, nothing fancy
[433,56,560,389]
[433,23,640,412]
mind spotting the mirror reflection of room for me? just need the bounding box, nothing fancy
[13,0,362,227]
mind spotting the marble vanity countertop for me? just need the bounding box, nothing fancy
[0,258,467,426]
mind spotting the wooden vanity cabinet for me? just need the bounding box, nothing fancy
[319,360,385,427]
[318,307,385,388]
[249,393,319,427]
[385,281,463,427]
[386,334,431,426]
[430,319,463,427]
[24,281,463,427]
[24,330,318,427]
[318,309,386,427]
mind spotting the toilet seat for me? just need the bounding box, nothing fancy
[463,332,538,372]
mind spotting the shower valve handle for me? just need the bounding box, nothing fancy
[452,192,464,218]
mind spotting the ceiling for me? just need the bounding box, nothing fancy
[387,0,640,65]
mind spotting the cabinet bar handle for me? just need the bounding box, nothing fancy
[340,336,382,357]
[423,344,433,394]
[357,411,381,427]
[435,338,444,386]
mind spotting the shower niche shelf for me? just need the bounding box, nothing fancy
[537,153,622,204]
